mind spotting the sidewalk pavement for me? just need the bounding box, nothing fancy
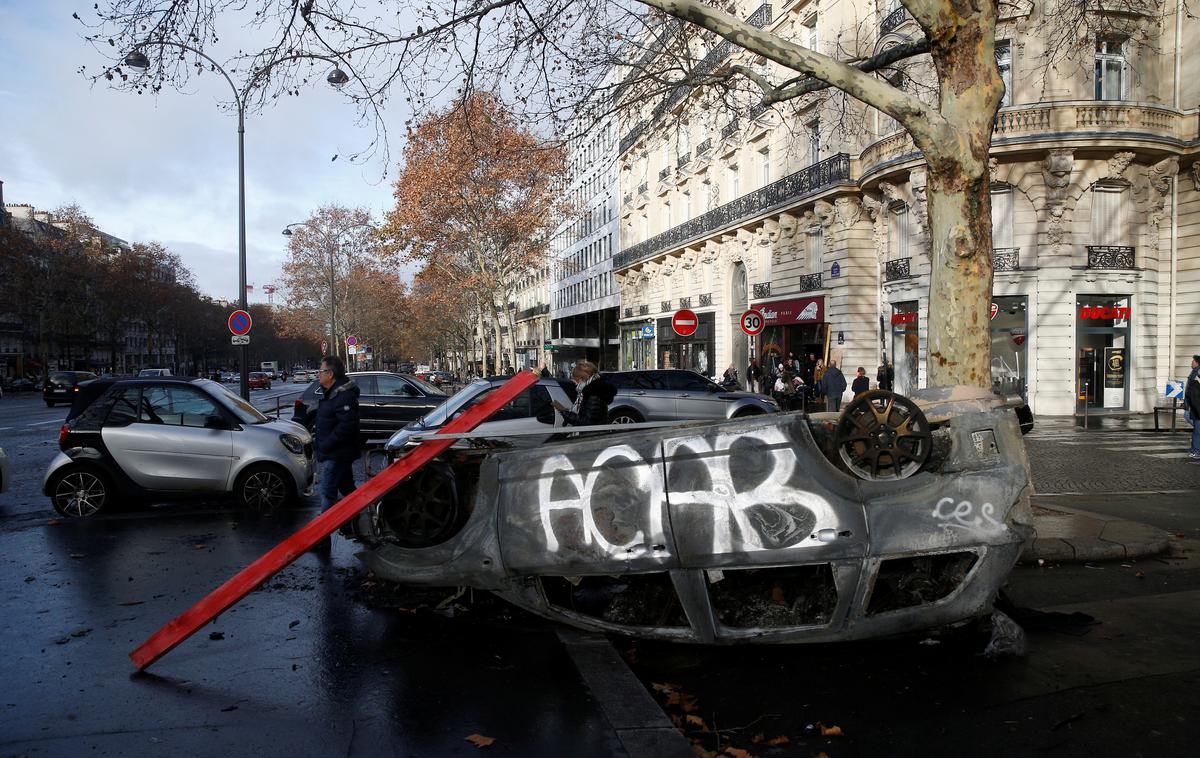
[1024,500,1176,563]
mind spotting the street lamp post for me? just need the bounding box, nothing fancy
[282,220,375,364]
[123,45,351,400]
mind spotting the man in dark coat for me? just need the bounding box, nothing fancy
[551,360,617,427]
[1186,354,1200,462]
[315,355,361,515]
[747,358,763,394]
[819,360,848,412]
[877,360,895,392]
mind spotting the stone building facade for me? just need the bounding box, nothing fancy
[611,0,1199,415]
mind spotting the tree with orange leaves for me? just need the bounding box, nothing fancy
[380,93,563,374]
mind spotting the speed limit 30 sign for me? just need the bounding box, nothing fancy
[740,308,766,336]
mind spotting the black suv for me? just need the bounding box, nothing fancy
[44,371,98,407]
[292,371,449,438]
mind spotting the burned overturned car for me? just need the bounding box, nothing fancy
[345,386,1034,644]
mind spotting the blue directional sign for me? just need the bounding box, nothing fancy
[1165,380,1185,399]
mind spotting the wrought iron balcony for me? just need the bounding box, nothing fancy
[884,257,912,282]
[721,120,741,140]
[747,3,773,28]
[797,273,823,292]
[881,7,911,34]
[516,303,550,321]
[638,304,650,315]
[624,307,633,319]
[1087,245,1136,269]
[699,293,713,307]
[661,300,672,312]
[658,167,671,181]
[696,138,712,156]
[752,282,772,298]
[616,7,770,156]
[992,247,1019,271]
[637,182,649,196]
[749,102,770,120]
[613,153,851,271]
[677,153,691,169]
[623,193,632,207]
[678,296,692,309]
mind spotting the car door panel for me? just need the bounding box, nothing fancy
[372,374,431,432]
[103,385,233,491]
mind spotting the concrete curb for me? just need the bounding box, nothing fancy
[1023,504,1174,563]
[557,629,693,758]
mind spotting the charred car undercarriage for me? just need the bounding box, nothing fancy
[345,386,1035,644]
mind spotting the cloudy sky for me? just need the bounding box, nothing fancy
[0,0,407,303]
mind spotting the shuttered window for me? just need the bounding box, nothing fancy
[1091,185,1125,245]
[991,189,1014,248]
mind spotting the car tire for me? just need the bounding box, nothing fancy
[45,400,55,408]
[234,464,295,513]
[49,464,112,518]
[608,408,643,425]
[732,407,766,418]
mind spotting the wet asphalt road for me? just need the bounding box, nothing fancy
[0,390,621,757]
[3,393,1200,757]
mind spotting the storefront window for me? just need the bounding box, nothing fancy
[1076,295,1130,410]
[754,297,826,382]
[990,296,1027,398]
[657,313,715,377]
[621,324,656,371]
[890,301,919,395]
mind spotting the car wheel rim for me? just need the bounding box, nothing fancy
[612,414,636,424]
[243,471,287,512]
[54,472,106,517]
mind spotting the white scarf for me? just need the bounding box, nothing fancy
[571,373,598,416]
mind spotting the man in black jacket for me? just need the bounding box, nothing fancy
[315,355,361,514]
[551,360,617,427]
[1186,354,1200,462]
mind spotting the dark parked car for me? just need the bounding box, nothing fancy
[292,371,448,438]
[43,371,98,407]
[604,369,778,424]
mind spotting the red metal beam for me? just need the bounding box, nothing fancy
[130,369,541,670]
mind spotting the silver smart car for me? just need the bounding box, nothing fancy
[44,377,313,517]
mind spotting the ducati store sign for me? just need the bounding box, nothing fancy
[1080,306,1131,320]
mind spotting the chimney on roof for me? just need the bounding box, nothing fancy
[34,210,51,223]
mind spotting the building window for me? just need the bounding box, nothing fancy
[759,147,771,187]
[888,203,908,259]
[996,40,1012,107]
[1091,184,1127,245]
[1094,38,1127,101]
[808,120,820,165]
[682,191,692,221]
[665,201,673,231]
[808,227,823,275]
[991,187,1013,248]
[802,14,818,52]
[729,164,740,199]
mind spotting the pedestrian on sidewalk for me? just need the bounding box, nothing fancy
[1186,354,1200,462]
[851,366,870,398]
[552,360,617,428]
[819,360,848,413]
[747,358,763,394]
[314,356,361,549]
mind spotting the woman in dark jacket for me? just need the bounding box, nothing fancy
[551,360,617,427]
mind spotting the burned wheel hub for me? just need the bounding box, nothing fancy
[833,390,932,480]
[377,463,463,548]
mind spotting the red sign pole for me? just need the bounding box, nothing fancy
[129,369,541,670]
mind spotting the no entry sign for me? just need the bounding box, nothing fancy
[228,310,252,336]
[740,308,765,336]
[672,309,699,337]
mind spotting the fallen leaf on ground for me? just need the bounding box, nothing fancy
[70,628,92,638]
[464,734,495,748]
[686,714,708,730]
[766,735,790,745]
[820,725,843,736]
[691,746,716,758]
[69,553,84,559]
[118,600,144,607]
[288,620,300,628]
[1135,571,1145,579]
[194,544,207,550]
[770,585,786,604]
[209,632,224,641]
[221,705,238,712]
[652,682,680,694]
[24,576,35,583]
[48,519,60,526]
[722,747,753,758]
